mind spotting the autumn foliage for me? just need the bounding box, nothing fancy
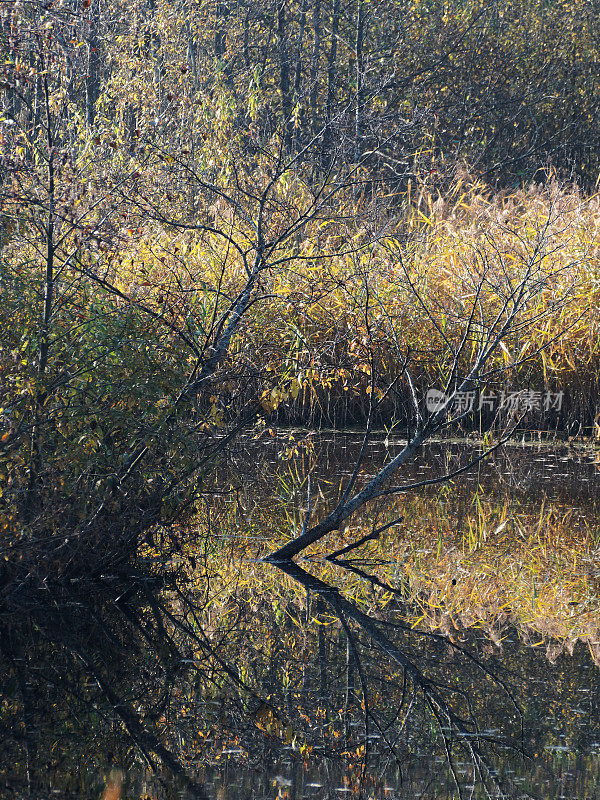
[2,0,600,793]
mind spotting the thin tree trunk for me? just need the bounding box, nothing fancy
[354,0,365,165]
[346,632,356,705]
[322,0,340,166]
[186,20,199,89]
[293,0,308,99]
[317,607,330,723]
[345,629,356,738]
[309,0,322,137]
[11,645,39,796]
[243,10,251,67]
[215,1,227,61]
[85,1,100,130]
[27,76,55,512]
[33,73,43,140]
[318,622,327,699]
[277,1,291,149]
[39,77,55,378]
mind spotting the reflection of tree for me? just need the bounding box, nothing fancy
[4,536,600,797]
[3,429,600,799]
[217,437,600,651]
[275,560,525,799]
[0,562,210,798]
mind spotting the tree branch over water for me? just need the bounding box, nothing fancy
[266,200,580,561]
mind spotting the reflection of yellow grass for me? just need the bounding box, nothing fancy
[186,488,600,665]
[371,497,600,663]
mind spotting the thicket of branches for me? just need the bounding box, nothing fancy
[0,0,597,794]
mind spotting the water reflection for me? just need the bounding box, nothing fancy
[2,435,600,798]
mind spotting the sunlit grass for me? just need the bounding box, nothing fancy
[8,175,595,427]
[109,176,600,425]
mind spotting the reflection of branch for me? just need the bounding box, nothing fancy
[379,417,523,496]
[275,560,521,799]
[332,566,523,728]
[337,614,370,782]
[326,529,381,560]
[328,557,407,602]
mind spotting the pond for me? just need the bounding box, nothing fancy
[3,432,600,799]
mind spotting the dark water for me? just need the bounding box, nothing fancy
[225,430,600,502]
[3,433,600,799]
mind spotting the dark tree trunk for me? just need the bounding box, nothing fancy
[85,1,101,129]
[345,630,356,738]
[354,0,365,165]
[309,0,322,137]
[215,1,228,61]
[39,77,55,378]
[293,0,308,99]
[243,10,251,67]
[186,20,199,89]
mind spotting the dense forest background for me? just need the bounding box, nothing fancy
[3,0,600,187]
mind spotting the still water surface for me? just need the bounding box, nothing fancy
[6,433,600,799]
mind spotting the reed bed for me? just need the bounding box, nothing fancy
[119,177,600,429]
